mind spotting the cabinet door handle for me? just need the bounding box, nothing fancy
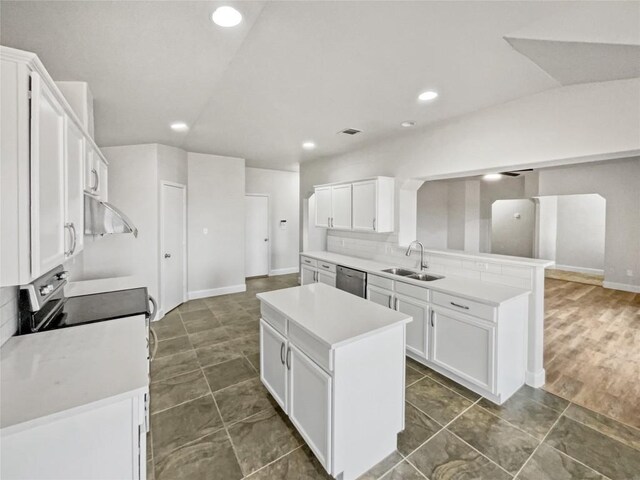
[280,342,285,365]
[373,218,376,230]
[430,309,435,327]
[331,217,334,228]
[450,302,470,310]
[69,222,77,255]
[388,295,392,309]
[328,216,331,228]
[91,168,99,192]
[64,223,73,256]
[286,346,291,370]
[314,270,318,282]
[394,297,399,311]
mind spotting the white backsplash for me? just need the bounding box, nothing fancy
[0,286,19,347]
[327,232,536,290]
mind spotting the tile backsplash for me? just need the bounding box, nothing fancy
[0,286,19,346]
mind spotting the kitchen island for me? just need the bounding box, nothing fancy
[257,283,412,480]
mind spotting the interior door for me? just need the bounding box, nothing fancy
[64,117,85,258]
[330,184,352,229]
[161,183,185,314]
[245,195,269,277]
[260,320,288,411]
[315,187,332,228]
[352,180,376,231]
[30,72,66,277]
[396,293,429,359]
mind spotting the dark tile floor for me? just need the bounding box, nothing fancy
[148,274,640,480]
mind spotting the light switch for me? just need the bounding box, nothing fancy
[203,228,208,235]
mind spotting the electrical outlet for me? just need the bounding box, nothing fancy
[203,228,208,235]
[476,262,489,270]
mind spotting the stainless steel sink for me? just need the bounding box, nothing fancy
[381,268,416,276]
[407,273,444,282]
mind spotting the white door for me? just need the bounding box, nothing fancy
[431,307,495,391]
[245,195,269,277]
[64,117,85,258]
[367,285,393,309]
[352,180,377,231]
[301,265,317,285]
[288,344,332,470]
[317,271,336,287]
[396,293,429,359]
[30,72,66,278]
[315,187,332,228]
[161,183,185,314]
[260,320,288,411]
[331,184,352,229]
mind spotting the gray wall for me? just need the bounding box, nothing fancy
[491,199,536,257]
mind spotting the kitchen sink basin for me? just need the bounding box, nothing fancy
[407,273,444,282]
[381,268,416,276]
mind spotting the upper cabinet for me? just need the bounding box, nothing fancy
[0,47,105,286]
[314,177,394,233]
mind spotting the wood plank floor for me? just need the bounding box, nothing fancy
[543,278,640,429]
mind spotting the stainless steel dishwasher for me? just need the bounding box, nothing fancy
[336,265,367,298]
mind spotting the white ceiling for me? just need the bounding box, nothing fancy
[1,1,634,171]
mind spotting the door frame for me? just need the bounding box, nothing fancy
[159,181,187,318]
[245,193,271,277]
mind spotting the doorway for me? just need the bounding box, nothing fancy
[160,182,186,315]
[245,194,269,277]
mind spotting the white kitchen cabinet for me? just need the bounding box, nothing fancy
[431,306,495,392]
[315,186,332,228]
[260,321,288,411]
[98,156,108,202]
[395,292,430,359]
[29,72,67,278]
[289,344,332,470]
[64,116,85,258]
[314,177,393,232]
[317,270,336,287]
[330,184,352,229]
[366,284,394,309]
[85,144,108,201]
[56,81,94,139]
[301,264,317,285]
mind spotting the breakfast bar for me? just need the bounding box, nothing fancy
[257,283,412,480]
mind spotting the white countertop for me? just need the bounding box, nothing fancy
[1,316,148,435]
[257,283,412,348]
[65,275,145,297]
[302,251,530,305]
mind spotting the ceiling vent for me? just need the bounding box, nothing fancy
[339,128,362,135]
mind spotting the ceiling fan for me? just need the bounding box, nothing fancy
[499,169,533,177]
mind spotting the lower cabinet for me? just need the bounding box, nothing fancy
[317,270,336,287]
[366,284,393,309]
[289,344,332,468]
[395,293,430,359]
[260,320,288,410]
[431,306,495,392]
[301,264,317,285]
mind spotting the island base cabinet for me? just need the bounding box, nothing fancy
[289,344,332,470]
[1,394,146,480]
[260,320,288,411]
[431,307,495,392]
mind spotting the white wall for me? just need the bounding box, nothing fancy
[416,181,448,249]
[534,196,558,261]
[447,181,466,250]
[538,157,639,289]
[479,176,526,252]
[491,199,536,258]
[464,180,480,252]
[158,144,188,186]
[187,152,245,296]
[555,194,606,273]
[245,167,299,275]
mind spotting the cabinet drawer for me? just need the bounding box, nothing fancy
[317,261,336,273]
[368,274,393,290]
[300,256,318,268]
[432,291,495,322]
[288,322,332,373]
[395,281,430,302]
[260,303,287,335]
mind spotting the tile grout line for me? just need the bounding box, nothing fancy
[242,445,304,479]
[473,401,552,443]
[511,403,571,479]
[150,391,211,416]
[560,402,640,444]
[444,429,515,478]
[546,443,614,480]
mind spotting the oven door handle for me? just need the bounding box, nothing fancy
[32,299,65,332]
[148,295,158,322]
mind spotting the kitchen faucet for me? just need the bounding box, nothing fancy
[405,240,428,271]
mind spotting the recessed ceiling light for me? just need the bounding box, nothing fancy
[401,121,416,128]
[170,122,189,132]
[211,6,242,27]
[483,173,503,181]
[302,141,316,150]
[418,90,438,101]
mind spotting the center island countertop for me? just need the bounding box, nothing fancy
[257,283,412,349]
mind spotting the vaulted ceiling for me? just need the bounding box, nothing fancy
[1,1,637,171]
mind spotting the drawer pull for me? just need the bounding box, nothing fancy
[280,342,285,365]
[450,301,470,310]
[304,259,311,264]
[322,264,330,268]
[286,346,291,370]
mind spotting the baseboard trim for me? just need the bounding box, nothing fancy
[553,264,604,275]
[602,281,640,293]
[525,369,546,388]
[188,284,246,300]
[269,267,299,276]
